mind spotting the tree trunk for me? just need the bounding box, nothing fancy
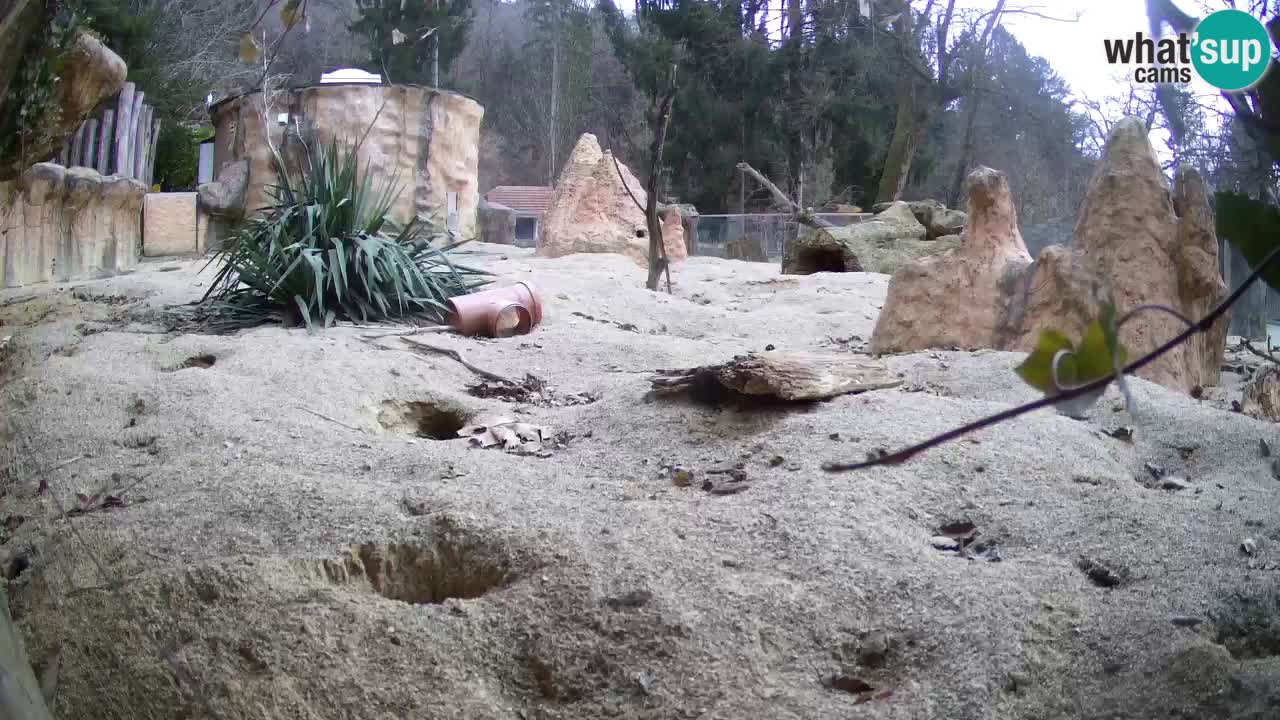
[875,76,921,204]
[946,94,981,207]
[548,3,561,186]
[783,0,805,204]
[645,64,678,291]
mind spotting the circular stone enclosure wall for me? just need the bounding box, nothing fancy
[209,84,484,240]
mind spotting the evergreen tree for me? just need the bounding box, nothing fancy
[351,0,474,85]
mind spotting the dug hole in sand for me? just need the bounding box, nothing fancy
[1,245,1278,719]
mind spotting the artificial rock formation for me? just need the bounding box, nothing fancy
[784,201,956,275]
[0,27,127,181]
[661,206,685,256]
[537,134,687,267]
[1241,365,1280,421]
[869,169,1032,351]
[196,158,249,251]
[871,117,1229,396]
[0,163,143,288]
[208,85,483,239]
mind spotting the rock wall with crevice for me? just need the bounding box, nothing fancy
[0,163,144,288]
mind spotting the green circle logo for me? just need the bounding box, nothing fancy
[1191,9,1274,91]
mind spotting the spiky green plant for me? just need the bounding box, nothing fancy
[200,139,490,331]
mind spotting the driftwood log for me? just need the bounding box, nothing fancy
[650,352,902,402]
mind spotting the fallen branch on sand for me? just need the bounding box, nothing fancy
[399,337,516,385]
[357,325,457,341]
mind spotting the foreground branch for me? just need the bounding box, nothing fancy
[823,243,1280,472]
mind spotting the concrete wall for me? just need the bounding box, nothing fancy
[209,84,484,239]
[0,163,144,288]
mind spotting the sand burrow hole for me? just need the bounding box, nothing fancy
[305,523,519,604]
[377,399,469,440]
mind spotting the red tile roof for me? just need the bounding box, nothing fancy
[485,186,555,216]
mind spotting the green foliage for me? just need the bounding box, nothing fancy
[1014,303,1130,418]
[80,0,161,71]
[0,2,84,173]
[351,0,474,84]
[202,141,491,331]
[152,124,213,192]
[1215,191,1280,292]
[1015,308,1130,396]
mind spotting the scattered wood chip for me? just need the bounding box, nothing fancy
[1105,426,1134,442]
[1077,556,1127,588]
[823,674,892,704]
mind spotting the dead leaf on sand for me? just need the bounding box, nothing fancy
[460,414,549,454]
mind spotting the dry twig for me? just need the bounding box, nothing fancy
[399,337,516,384]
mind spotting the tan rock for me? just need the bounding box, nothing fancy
[871,117,1229,396]
[661,206,685,257]
[197,159,249,218]
[0,166,142,288]
[64,167,102,280]
[783,201,939,275]
[1013,118,1227,393]
[1241,365,1280,420]
[58,33,128,133]
[0,29,126,181]
[142,192,198,257]
[537,134,687,267]
[871,168,1031,352]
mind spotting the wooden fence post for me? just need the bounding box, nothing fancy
[97,108,114,175]
[132,105,151,184]
[113,83,135,179]
[84,119,98,170]
[146,118,161,187]
[124,91,145,179]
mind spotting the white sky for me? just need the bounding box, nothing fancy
[962,0,1222,101]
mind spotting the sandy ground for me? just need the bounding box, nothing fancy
[1,245,1279,720]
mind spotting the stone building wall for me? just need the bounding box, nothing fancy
[209,84,484,239]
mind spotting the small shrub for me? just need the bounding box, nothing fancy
[151,123,212,191]
[200,139,490,331]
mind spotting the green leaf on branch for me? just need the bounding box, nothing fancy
[239,33,259,64]
[1216,191,1280,292]
[1014,329,1074,394]
[1015,304,1129,397]
[281,0,303,29]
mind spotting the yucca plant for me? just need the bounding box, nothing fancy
[200,139,491,331]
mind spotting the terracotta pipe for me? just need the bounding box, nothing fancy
[446,282,543,338]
